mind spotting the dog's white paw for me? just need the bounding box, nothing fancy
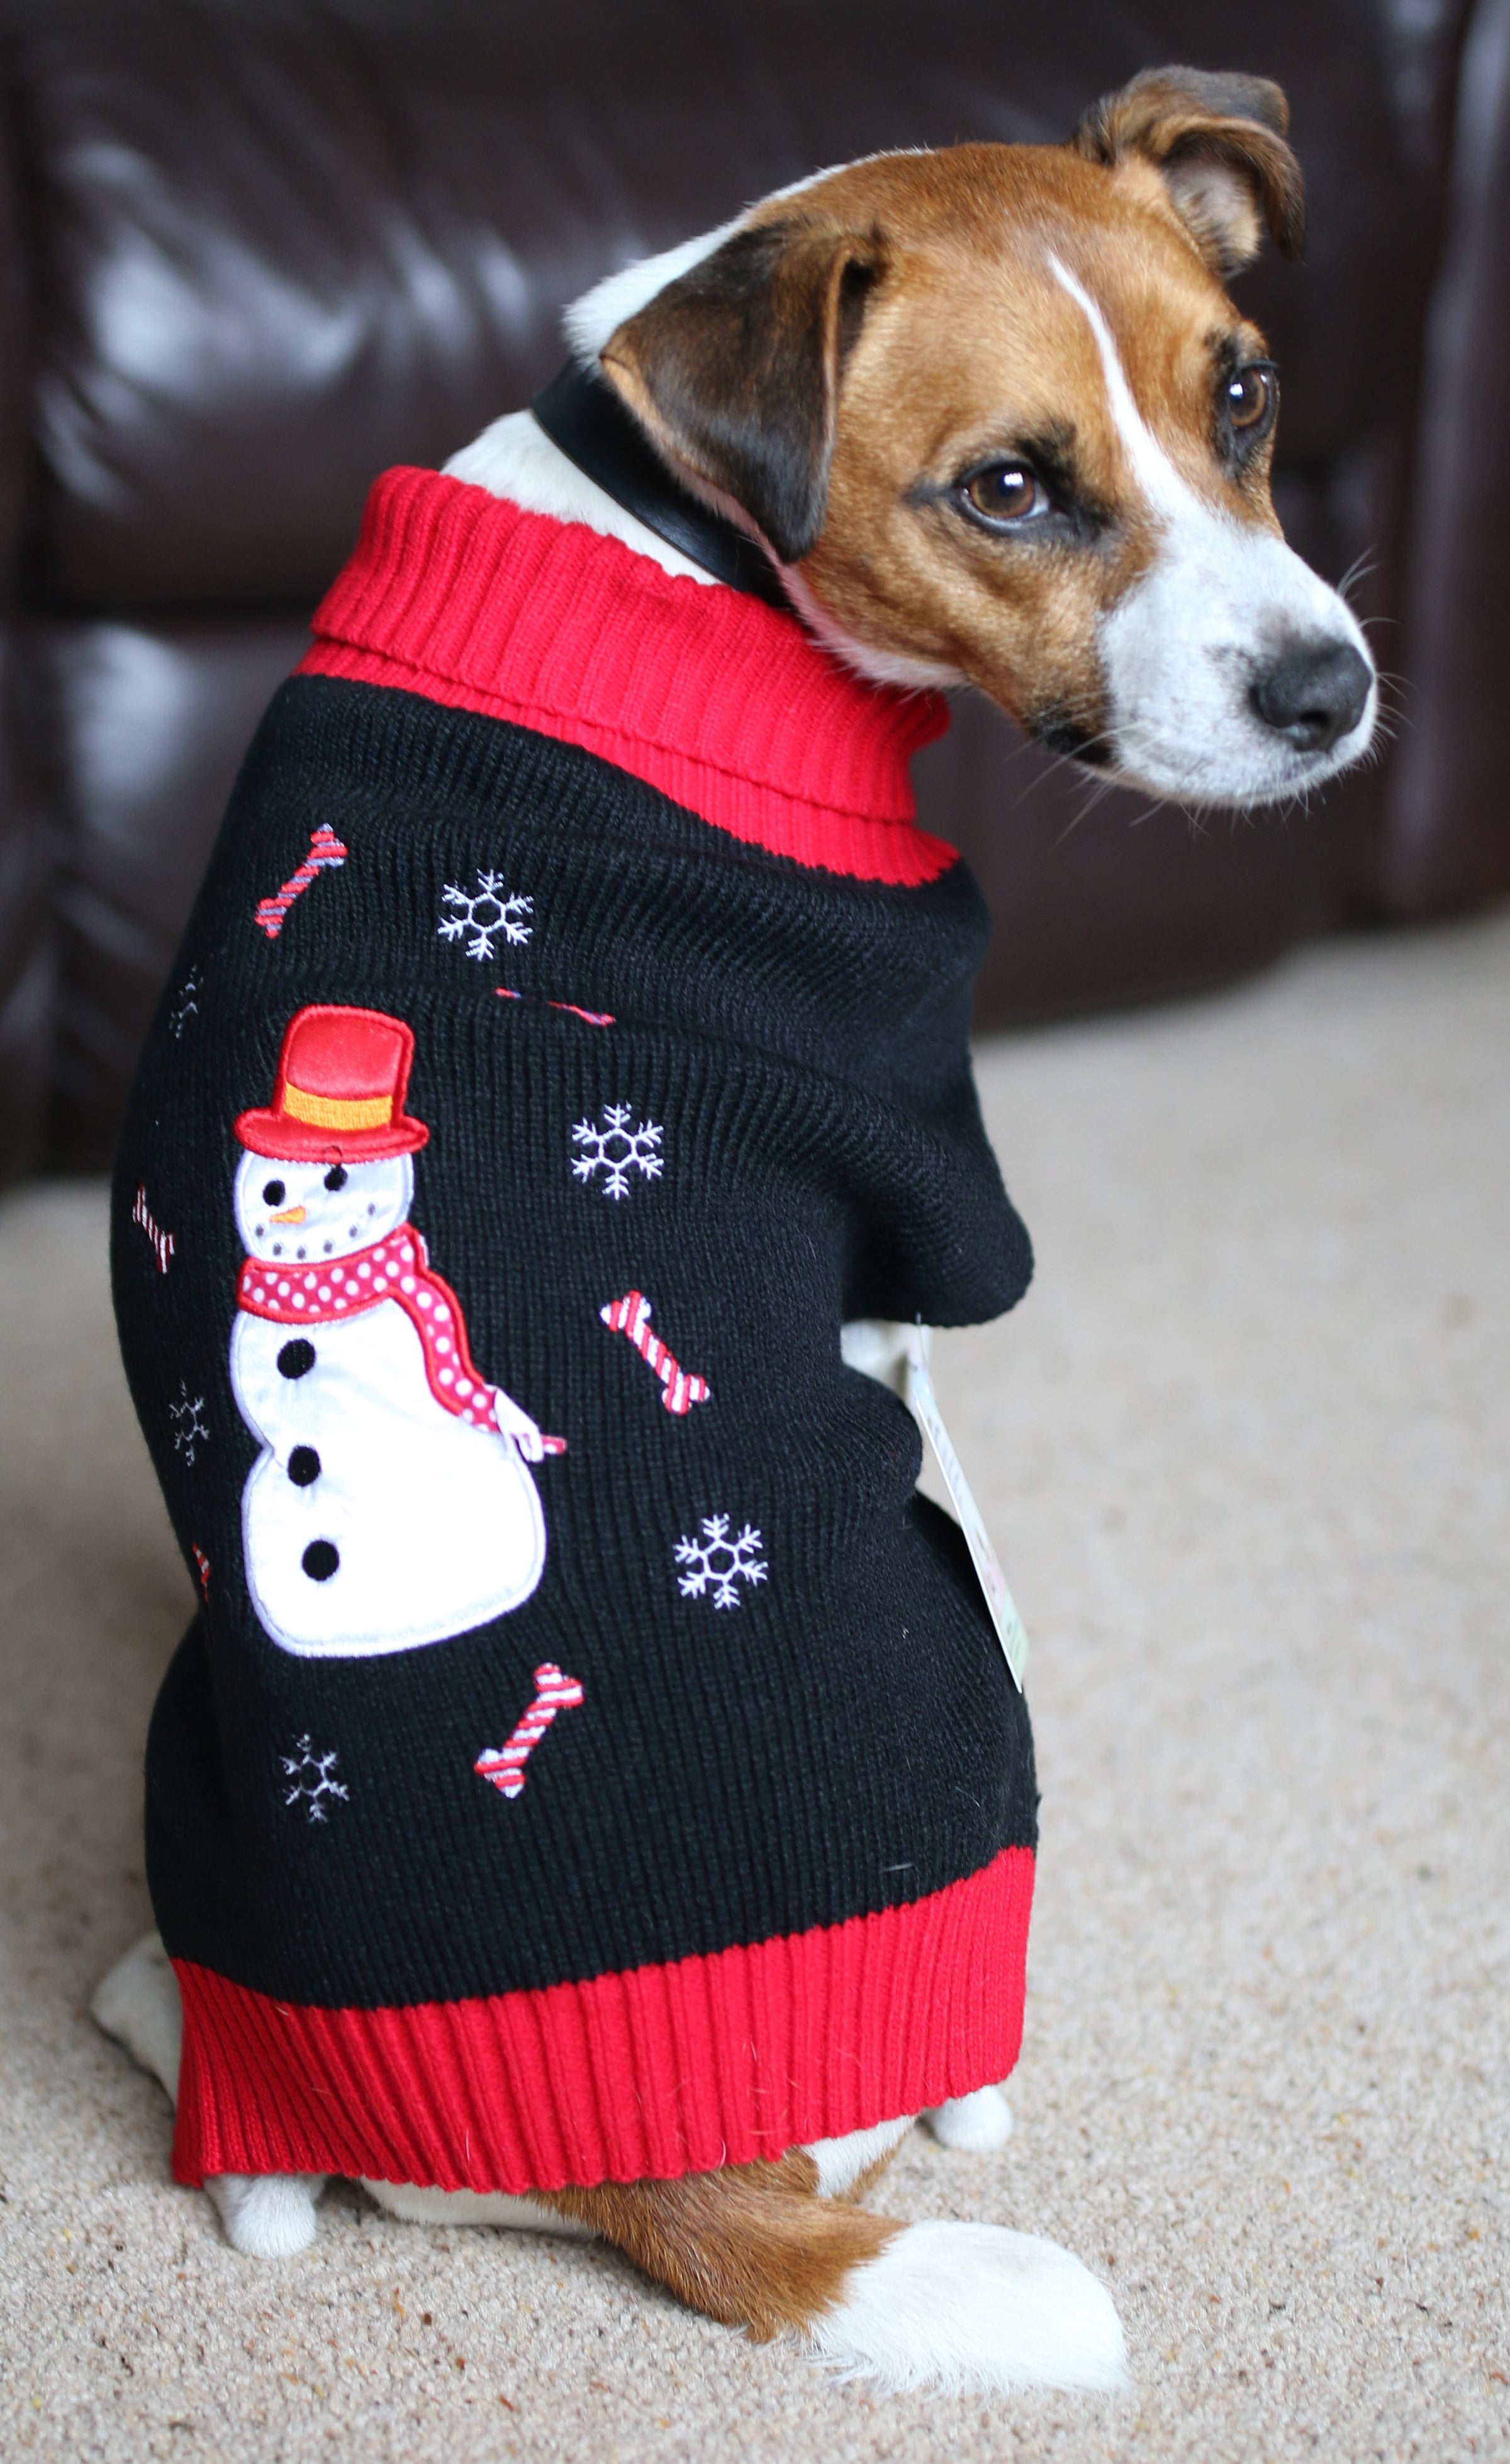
[361,2179,593,2239]
[206,2171,327,2257]
[91,1930,183,2102]
[808,2218,1127,2394]
[922,2086,1013,2152]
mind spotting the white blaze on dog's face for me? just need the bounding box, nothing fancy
[581,69,1376,807]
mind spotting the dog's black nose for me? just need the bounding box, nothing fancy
[1249,637,1373,753]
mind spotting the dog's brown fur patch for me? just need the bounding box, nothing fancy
[1071,65,1304,273]
[605,115,1294,748]
[785,147,1282,714]
[538,2147,904,2339]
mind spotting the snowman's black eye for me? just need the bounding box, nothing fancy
[262,1179,286,1208]
[323,1164,348,1191]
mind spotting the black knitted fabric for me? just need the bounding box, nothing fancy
[111,674,1037,2013]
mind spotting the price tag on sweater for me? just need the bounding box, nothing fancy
[903,1328,1029,1690]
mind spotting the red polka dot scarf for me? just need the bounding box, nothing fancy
[235,1230,501,1431]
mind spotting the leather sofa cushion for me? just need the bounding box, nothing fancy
[0,633,53,1179]
[16,0,1460,611]
[1379,0,1510,911]
[20,613,310,1164]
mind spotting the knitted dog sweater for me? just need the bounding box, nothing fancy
[111,467,1039,2195]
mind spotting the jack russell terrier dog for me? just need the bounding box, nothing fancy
[95,66,1374,2397]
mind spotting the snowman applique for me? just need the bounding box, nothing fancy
[230,1003,552,1657]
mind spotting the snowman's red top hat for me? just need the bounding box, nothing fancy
[235,1004,431,1161]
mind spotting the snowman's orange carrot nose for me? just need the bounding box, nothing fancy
[269,1204,307,1224]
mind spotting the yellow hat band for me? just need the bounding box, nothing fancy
[282,1083,395,1131]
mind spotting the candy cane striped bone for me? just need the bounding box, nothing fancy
[599,1291,710,1414]
[131,1184,175,1274]
[254,825,349,938]
[495,988,615,1027]
[474,1663,584,1799]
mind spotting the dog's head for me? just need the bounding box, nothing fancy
[570,69,1375,807]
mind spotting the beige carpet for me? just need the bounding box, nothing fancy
[2,913,1507,2462]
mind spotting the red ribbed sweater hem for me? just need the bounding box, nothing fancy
[172,1846,1034,2193]
[298,467,956,887]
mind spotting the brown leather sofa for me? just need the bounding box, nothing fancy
[1,0,1507,1184]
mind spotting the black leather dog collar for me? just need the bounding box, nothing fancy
[530,360,788,610]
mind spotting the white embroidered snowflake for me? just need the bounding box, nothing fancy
[281,1736,350,1823]
[674,1514,768,1610]
[169,1382,210,1465]
[438,872,534,961]
[571,1103,664,1200]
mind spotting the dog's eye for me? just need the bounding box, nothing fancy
[1224,363,1276,439]
[959,463,1048,527]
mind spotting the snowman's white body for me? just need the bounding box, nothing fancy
[228,1150,546,1658]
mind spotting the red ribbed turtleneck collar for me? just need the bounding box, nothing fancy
[298,467,955,887]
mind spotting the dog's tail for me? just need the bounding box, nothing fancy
[807,2215,1129,2392]
[542,2151,897,2341]
[542,2157,1127,2393]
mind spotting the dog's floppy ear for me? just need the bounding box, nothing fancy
[598,219,886,566]
[1071,66,1304,276]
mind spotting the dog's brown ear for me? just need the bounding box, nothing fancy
[1072,66,1304,275]
[598,219,885,566]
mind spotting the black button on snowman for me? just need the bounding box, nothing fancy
[230,1003,553,1657]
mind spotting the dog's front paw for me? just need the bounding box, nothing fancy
[206,2172,327,2257]
[922,2086,1013,2151]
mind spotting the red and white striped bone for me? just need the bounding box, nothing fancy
[254,824,349,938]
[474,1663,584,1799]
[599,1291,710,1415]
[132,1184,175,1274]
